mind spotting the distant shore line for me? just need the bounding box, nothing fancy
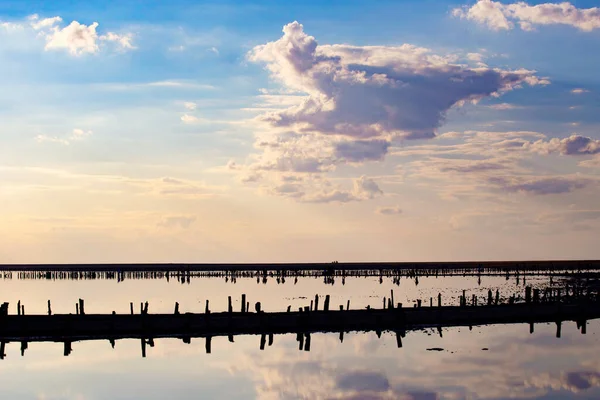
[0,260,599,273]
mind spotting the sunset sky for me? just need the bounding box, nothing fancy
[1,0,599,263]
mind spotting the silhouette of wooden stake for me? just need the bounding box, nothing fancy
[390,290,394,306]
[339,331,344,343]
[79,299,85,315]
[47,300,52,315]
[64,341,72,356]
[241,294,246,312]
[228,296,232,313]
[174,302,179,315]
[0,341,5,359]
[205,300,210,314]
[255,302,261,313]
[260,334,266,350]
[324,295,330,311]
[582,320,587,335]
[304,333,311,352]
[268,333,274,346]
[20,341,27,356]
[314,295,319,311]
[438,293,442,307]
[346,300,350,310]
[396,332,402,348]
[17,300,21,316]
[530,322,534,334]
[488,290,493,306]
[287,305,291,312]
[298,333,304,350]
[430,297,433,307]
[141,338,146,358]
[110,339,115,348]
[495,290,500,305]
[556,321,562,338]
[205,336,212,354]
[76,303,79,315]
[143,302,148,314]
[130,302,134,314]
[21,305,24,315]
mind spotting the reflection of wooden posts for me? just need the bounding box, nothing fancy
[533,289,540,303]
[395,331,402,348]
[268,333,274,346]
[20,341,27,356]
[556,321,562,338]
[260,334,266,350]
[0,341,5,359]
[297,333,304,350]
[495,290,500,305]
[525,286,532,303]
[339,331,344,343]
[130,302,134,315]
[228,334,234,342]
[529,322,534,334]
[430,297,433,307]
[241,294,246,312]
[64,341,72,356]
[324,295,330,311]
[304,333,311,352]
[141,338,146,358]
[174,302,179,315]
[228,296,232,313]
[110,339,115,348]
[79,299,85,315]
[437,326,443,338]
[581,320,587,335]
[390,290,394,306]
[205,336,212,354]
[487,290,492,306]
[438,293,442,307]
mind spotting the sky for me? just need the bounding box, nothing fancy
[1,0,599,263]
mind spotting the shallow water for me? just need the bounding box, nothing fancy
[1,274,598,399]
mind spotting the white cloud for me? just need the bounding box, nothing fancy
[526,134,600,155]
[181,114,199,123]
[249,21,546,141]
[99,32,136,50]
[571,88,590,94]
[183,102,197,111]
[44,20,100,55]
[454,1,600,32]
[35,128,93,145]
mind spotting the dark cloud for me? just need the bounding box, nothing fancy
[335,371,390,392]
[334,140,390,162]
[527,135,600,156]
[489,176,589,195]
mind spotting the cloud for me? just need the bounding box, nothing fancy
[526,135,600,155]
[18,14,135,55]
[183,102,197,111]
[35,128,93,145]
[181,114,199,123]
[453,1,600,32]
[157,216,196,229]
[249,21,546,141]
[571,88,590,94]
[334,140,390,162]
[488,176,589,194]
[268,175,383,203]
[486,102,521,110]
[376,206,403,215]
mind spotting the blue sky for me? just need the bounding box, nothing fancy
[1,0,599,263]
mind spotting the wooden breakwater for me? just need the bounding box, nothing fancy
[1,289,598,358]
[2,260,600,282]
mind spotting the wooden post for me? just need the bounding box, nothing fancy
[346,300,350,310]
[298,333,304,350]
[525,286,532,303]
[324,295,330,311]
[581,320,587,335]
[64,341,72,356]
[241,294,246,312]
[417,299,422,308]
[17,300,21,316]
[287,305,291,312]
[255,302,262,313]
[390,289,394,306]
[487,290,492,306]
[205,300,210,314]
[21,305,24,315]
[339,331,344,343]
[228,296,232,313]
[260,334,266,350]
[130,302,134,314]
[47,300,52,315]
[76,303,79,315]
[174,302,179,315]
[110,339,115,348]
[530,322,534,334]
[205,336,212,354]
[143,301,148,314]
[268,333,274,346]
[396,332,402,348]
[438,293,442,307]
[304,333,311,352]
[310,300,314,311]
[79,299,85,315]
[314,294,319,311]
[533,289,540,303]
[495,289,499,305]
[556,321,562,338]
[0,341,5,359]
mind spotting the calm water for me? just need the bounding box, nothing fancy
[1,274,598,399]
